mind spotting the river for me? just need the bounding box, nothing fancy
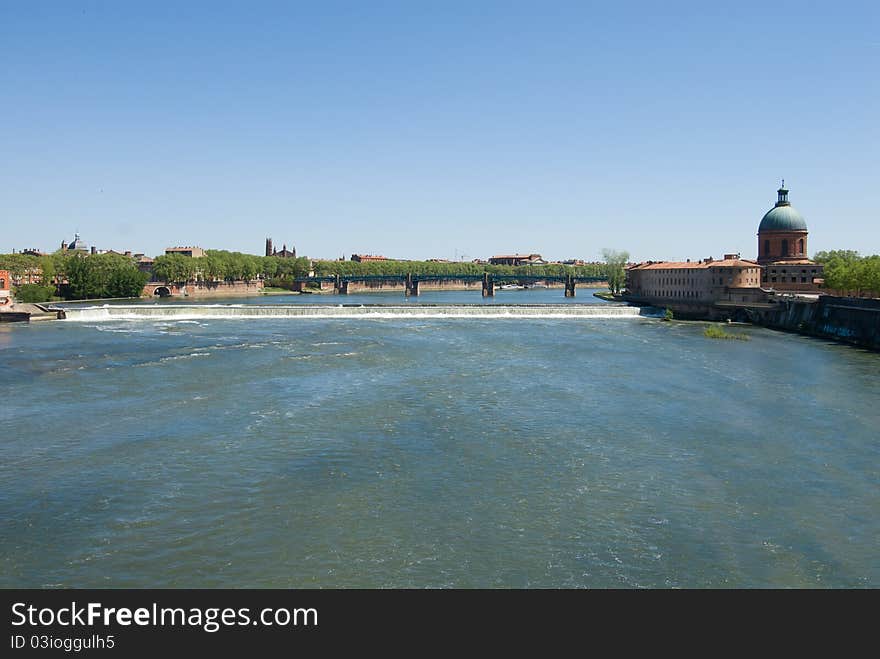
[1,290,877,587]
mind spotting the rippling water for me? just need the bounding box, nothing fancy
[1,292,878,587]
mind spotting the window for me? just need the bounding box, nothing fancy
[763,239,770,255]
[782,239,789,256]
[798,238,804,254]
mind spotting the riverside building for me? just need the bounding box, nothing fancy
[0,270,10,303]
[625,183,824,316]
[625,255,765,306]
[756,183,823,291]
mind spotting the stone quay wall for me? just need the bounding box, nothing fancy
[757,295,880,351]
[143,280,264,298]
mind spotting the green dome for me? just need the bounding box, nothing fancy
[759,204,806,232]
[759,186,807,232]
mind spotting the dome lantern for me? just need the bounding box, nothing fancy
[758,182,807,233]
[776,179,789,206]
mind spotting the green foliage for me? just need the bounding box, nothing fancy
[813,250,880,296]
[14,283,56,303]
[152,251,309,285]
[664,307,674,321]
[601,249,630,295]
[152,253,198,284]
[703,324,749,340]
[0,253,45,281]
[63,253,149,300]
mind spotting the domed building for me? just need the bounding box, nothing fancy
[757,183,822,291]
[61,233,90,253]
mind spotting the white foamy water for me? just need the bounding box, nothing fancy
[60,304,658,322]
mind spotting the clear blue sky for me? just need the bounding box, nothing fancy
[2,1,878,262]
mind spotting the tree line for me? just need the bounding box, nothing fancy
[151,251,311,286]
[151,252,612,284]
[310,259,609,280]
[1,247,628,301]
[814,250,880,297]
[0,252,149,301]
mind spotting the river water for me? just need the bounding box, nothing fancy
[1,290,878,587]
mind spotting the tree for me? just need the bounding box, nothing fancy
[63,253,149,300]
[601,249,630,295]
[14,284,55,303]
[152,253,196,284]
[814,250,880,297]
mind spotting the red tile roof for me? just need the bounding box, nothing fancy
[628,258,760,270]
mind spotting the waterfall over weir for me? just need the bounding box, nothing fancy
[61,304,658,322]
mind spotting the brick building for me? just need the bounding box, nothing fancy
[625,182,824,311]
[265,238,297,258]
[756,183,823,291]
[625,255,765,306]
[0,269,10,303]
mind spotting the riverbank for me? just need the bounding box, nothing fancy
[755,295,880,351]
[592,290,621,302]
[0,302,64,322]
[624,293,880,352]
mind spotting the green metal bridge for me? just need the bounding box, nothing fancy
[293,273,606,297]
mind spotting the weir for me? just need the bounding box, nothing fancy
[60,304,659,322]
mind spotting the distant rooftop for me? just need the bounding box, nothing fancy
[490,253,542,260]
[351,254,389,262]
[165,246,206,257]
[628,256,761,270]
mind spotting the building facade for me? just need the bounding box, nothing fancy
[0,269,10,303]
[625,255,765,307]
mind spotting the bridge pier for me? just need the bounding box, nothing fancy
[482,273,495,297]
[405,274,420,297]
[564,275,576,297]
